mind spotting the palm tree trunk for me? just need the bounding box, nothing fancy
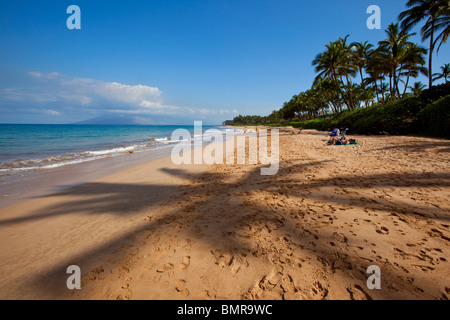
[374,84,380,103]
[345,75,354,110]
[393,67,400,99]
[403,75,410,97]
[428,20,435,89]
[389,75,393,98]
[380,79,385,101]
[337,75,351,110]
[359,70,364,88]
[396,75,402,98]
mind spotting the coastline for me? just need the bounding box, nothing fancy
[0,129,449,300]
[0,146,175,209]
[0,124,227,208]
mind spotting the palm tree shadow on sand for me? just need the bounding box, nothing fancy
[10,160,450,299]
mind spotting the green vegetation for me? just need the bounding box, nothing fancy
[227,1,449,138]
[289,82,450,138]
[417,94,450,137]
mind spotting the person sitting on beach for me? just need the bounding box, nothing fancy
[328,136,356,145]
[329,128,340,137]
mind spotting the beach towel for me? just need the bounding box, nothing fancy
[334,142,359,146]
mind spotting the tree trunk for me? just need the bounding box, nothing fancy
[380,79,385,101]
[393,67,400,99]
[403,75,410,97]
[360,69,365,88]
[345,75,354,110]
[337,74,350,110]
[429,20,435,89]
[389,75,393,99]
[374,84,380,103]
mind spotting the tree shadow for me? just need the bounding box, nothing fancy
[8,160,449,299]
[372,140,450,153]
[0,183,178,226]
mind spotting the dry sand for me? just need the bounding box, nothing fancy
[0,128,449,300]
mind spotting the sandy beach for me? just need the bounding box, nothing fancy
[0,128,449,300]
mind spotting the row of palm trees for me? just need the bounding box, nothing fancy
[305,0,448,117]
[280,0,448,122]
[231,1,449,125]
[278,22,433,120]
[400,0,449,88]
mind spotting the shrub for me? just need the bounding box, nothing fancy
[287,89,448,137]
[417,95,450,138]
[419,82,450,104]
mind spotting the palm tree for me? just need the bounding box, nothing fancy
[378,23,418,98]
[409,81,426,95]
[336,36,359,110]
[432,7,450,53]
[398,43,428,96]
[350,41,374,88]
[423,6,450,54]
[366,48,388,102]
[378,82,389,102]
[313,36,357,110]
[399,0,449,89]
[432,63,450,83]
[314,77,342,113]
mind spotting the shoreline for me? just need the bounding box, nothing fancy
[0,125,231,209]
[0,129,449,300]
[0,145,175,209]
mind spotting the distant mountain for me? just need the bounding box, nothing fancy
[73,114,216,125]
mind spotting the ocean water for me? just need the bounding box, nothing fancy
[0,124,223,178]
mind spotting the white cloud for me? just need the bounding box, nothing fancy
[28,71,43,78]
[45,109,60,116]
[29,71,60,80]
[1,71,234,122]
[57,75,163,110]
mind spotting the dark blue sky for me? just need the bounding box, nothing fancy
[0,0,448,124]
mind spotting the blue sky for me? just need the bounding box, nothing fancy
[0,0,448,124]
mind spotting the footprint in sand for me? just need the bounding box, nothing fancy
[87,266,105,281]
[175,279,189,296]
[178,256,191,270]
[429,228,450,242]
[156,263,175,277]
[121,277,132,289]
[310,281,329,300]
[245,266,285,299]
[211,250,249,274]
[347,284,372,300]
[265,269,283,289]
[376,226,389,235]
[333,232,348,244]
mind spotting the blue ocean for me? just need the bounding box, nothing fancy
[0,124,223,177]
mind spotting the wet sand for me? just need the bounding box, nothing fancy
[0,147,175,209]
